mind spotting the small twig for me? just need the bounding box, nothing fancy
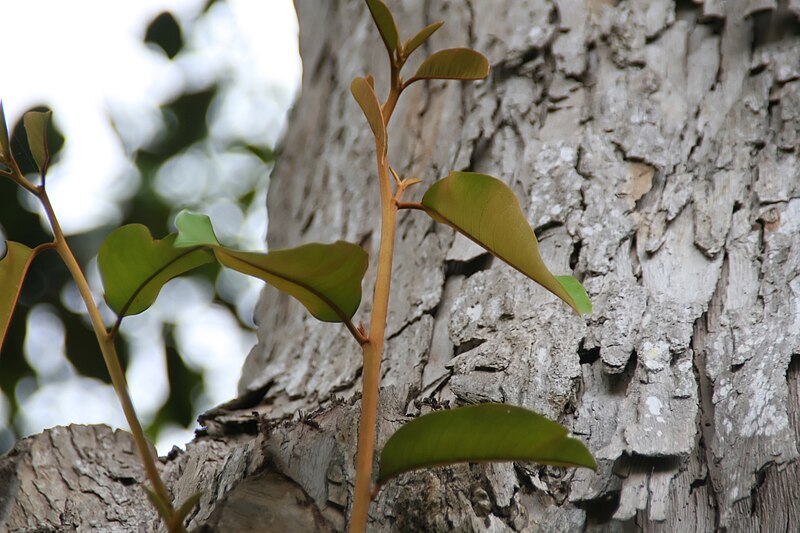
[344,316,369,346]
[395,201,426,211]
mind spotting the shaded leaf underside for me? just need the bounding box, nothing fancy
[0,242,35,351]
[378,403,597,485]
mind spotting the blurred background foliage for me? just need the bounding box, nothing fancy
[0,0,298,453]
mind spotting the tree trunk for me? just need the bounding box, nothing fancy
[3,0,800,531]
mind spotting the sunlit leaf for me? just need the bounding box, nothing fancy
[351,77,386,154]
[365,0,399,53]
[0,242,35,352]
[98,224,214,317]
[403,21,443,59]
[408,48,489,84]
[174,210,221,247]
[554,275,592,316]
[175,210,369,322]
[0,101,9,161]
[421,171,591,315]
[378,403,596,485]
[23,110,52,176]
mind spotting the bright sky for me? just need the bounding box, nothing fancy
[1,0,301,453]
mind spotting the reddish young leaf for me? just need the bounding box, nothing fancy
[403,21,444,59]
[365,0,400,54]
[351,76,387,154]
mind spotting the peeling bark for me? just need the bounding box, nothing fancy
[3,0,800,531]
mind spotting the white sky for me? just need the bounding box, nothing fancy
[1,0,301,453]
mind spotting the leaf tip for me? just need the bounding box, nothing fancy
[555,275,592,316]
[174,209,221,248]
[365,0,400,53]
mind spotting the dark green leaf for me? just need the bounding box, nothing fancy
[421,171,591,315]
[378,403,596,485]
[175,210,369,322]
[365,0,400,53]
[403,21,444,59]
[23,110,52,176]
[0,101,9,161]
[351,77,386,153]
[408,48,489,84]
[98,224,214,317]
[0,242,35,352]
[145,11,183,59]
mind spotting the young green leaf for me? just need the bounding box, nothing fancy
[407,48,489,85]
[98,224,214,317]
[554,275,592,316]
[175,210,369,323]
[403,21,444,59]
[378,403,596,486]
[421,171,591,315]
[351,77,386,154]
[365,0,400,54]
[0,101,9,161]
[174,210,221,247]
[0,242,35,352]
[23,110,53,176]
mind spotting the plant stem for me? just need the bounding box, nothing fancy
[36,188,175,518]
[350,76,402,532]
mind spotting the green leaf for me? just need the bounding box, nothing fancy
[175,210,369,323]
[98,224,214,317]
[174,210,221,247]
[215,243,368,322]
[23,110,52,176]
[242,144,276,165]
[403,21,444,59]
[421,171,591,315]
[0,101,9,161]
[554,275,592,316]
[365,0,400,53]
[350,77,386,153]
[378,403,596,486]
[0,242,35,352]
[408,48,489,84]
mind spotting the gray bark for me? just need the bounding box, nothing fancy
[3,0,800,531]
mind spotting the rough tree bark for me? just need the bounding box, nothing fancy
[2,0,800,531]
